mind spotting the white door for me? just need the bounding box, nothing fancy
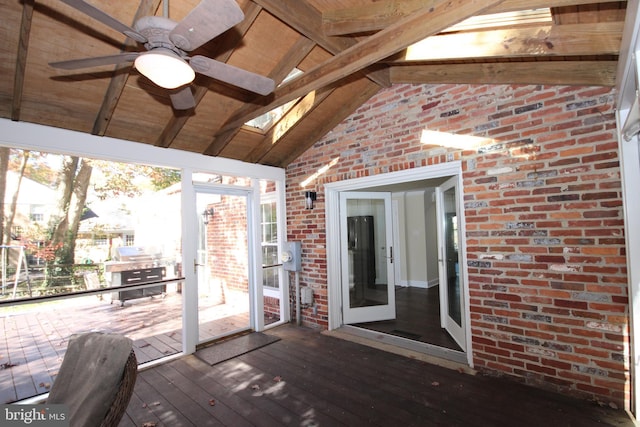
[340,191,395,324]
[436,176,466,350]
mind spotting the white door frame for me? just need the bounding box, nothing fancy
[325,161,473,365]
[615,0,640,414]
[182,176,263,353]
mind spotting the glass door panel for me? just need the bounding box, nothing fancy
[340,192,395,324]
[436,176,465,350]
[196,191,251,344]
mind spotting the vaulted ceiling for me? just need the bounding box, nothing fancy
[1,0,626,168]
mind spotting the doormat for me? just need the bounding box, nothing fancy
[195,332,280,366]
[390,329,422,340]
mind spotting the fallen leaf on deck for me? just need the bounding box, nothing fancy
[209,399,216,406]
[39,382,51,389]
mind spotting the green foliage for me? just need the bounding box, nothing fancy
[91,161,181,200]
[8,150,58,187]
[148,167,181,190]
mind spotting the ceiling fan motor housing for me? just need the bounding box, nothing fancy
[134,16,187,57]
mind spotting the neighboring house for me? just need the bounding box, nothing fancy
[77,186,182,268]
[76,197,137,263]
[2,170,57,241]
[1,170,180,266]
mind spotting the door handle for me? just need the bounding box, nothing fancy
[194,259,204,273]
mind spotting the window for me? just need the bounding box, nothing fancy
[244,69,303,133]
[30,205,45,222]
[124,234,135,246]
[261,200,279,289]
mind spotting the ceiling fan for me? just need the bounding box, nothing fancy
[49,0,275,110]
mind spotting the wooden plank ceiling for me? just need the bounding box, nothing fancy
[0,0,626,168]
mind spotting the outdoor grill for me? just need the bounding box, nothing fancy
[105,246,166,306]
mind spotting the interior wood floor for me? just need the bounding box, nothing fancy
[355,286,461,351]
[119,324,635,427]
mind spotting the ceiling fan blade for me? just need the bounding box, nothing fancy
[190,56,275,96]
[169,0,244,51]
[169,86,196,110]
[50,52,140,70]
[58,0,147,43]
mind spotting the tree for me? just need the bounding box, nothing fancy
[91,161,180,199]
[3,150,30,246]
[2,148,180,290]
[0,147,8,245]
[45,156,92,287]
[49,156,93,266]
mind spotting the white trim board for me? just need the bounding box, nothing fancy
[615,0,640,416]
[0,119,284,181]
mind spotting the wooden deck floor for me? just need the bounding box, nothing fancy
[0,291,256,403]
[119,324,635,427]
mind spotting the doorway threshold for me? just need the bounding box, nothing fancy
[327,325,471,369]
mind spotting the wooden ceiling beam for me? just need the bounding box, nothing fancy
[277,79,382,167]
[253,0,353,53]
[253,0,390,88]
[322,0,625,36]
[91,0,161,136]
[387,22,622,62]
[389,60,618,86]
[154,2,263,149]
[212,0,504,138]
[205,36,316,156]
[12,0,35,121]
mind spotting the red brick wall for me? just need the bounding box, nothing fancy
[207,195,248,294]
[264,295,281,323]
[285,84,629,407]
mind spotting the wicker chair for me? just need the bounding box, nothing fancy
[47,332,138,427]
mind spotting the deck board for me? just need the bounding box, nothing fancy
[172,357,285,427]
[1,291,263,403]
[121,325,636,427]
[153,362,251,427]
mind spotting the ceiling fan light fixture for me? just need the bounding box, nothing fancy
[134,49,195,89]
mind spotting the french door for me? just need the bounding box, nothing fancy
[436,176,466,351]
[340,192,395,324]
[195,188,252,344]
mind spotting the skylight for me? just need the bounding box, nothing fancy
[404,9,553,61]
[443,8,552,33]
[244,68,304,132]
